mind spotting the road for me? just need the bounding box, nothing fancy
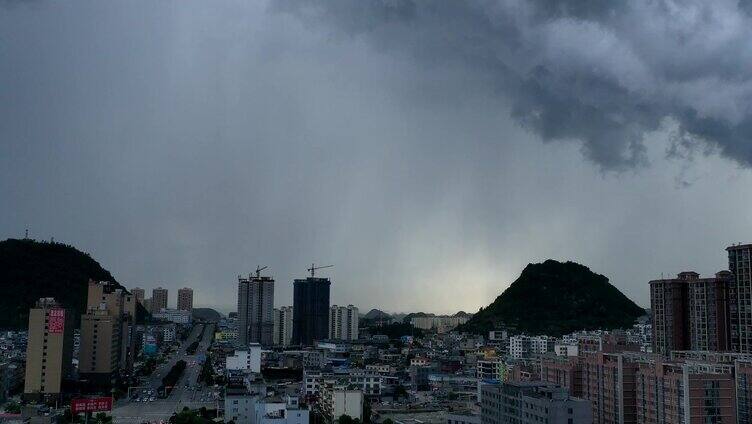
[112,322,218,424]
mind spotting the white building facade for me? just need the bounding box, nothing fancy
[328,305,359,341]
[226,344,263,374]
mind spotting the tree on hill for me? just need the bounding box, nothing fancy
[458,259,645,336]
[0,238,149,329]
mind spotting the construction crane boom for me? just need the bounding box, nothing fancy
[307,263,333,277]
[255,265,268,278]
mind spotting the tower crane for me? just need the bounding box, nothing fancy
[307,263,333,278]
[254,265,268,278]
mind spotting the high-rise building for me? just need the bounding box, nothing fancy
[636,357,737,424]
[151,287,168,312]
[650,271,732,355]
[237,273,274,346]
[79,280,137,386]
[582,352,642,424]
[292,277,331,346]
[273,306,293,346]
[131,287,145,305]
[728,244,752,353]
[24,298,74,400]
[177,287,194,312]
[329,305,359,341]
[540,351,750,424]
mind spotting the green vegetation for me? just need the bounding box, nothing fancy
[169,407,212,424]
[458,259,645,336]
[191,308,222,322]
[160,360,187,395]
[199,355,214,385]
[4,401,20,414]
[185,341,200,355]
[371,322,424,339]
[0,238,149,329]
[337,415,361,424]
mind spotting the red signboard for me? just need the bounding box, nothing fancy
[71,397,112,414]
[48,308,65,334]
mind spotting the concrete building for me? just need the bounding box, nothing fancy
[541,356,583,398]
[224,375,266,424]
[476,358,507,382]
[226,345,263,373]
[581,352,646,424]
[255,395,310,424]
[508,335,556,359]
[131,287,145,305]
[329,305,359,341]
[23,298,74,400]
[238,273,275,346]
[177,287,193,312]
[292,277,331,346]
[736,359,752,424]
[480,381,592,424]
[273,306,293,346]
[320,383,363,423]
[728,244,752,354]
[151,287,168,312]
[79,311,121,378]
[79,280,137,386]
[410,315,470,333]
[636,359,737,424]
[152,308,191,324]
[650,271,732,355]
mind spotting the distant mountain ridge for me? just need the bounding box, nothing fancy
[458,259,645,336]
[363,309,392,320]
[192,308,222,322]
[0,238,148,329]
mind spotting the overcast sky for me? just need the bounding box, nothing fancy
[3,0,752,314]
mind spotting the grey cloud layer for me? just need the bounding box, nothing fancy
[278,0,752,169]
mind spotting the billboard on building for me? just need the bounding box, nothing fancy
[48,308,65,334]
[71,397,113,414]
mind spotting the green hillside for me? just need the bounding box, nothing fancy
[458,259,645,336]
[0,238,148,329]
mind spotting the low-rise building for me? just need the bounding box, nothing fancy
[319,383,363,423]
[152,308,191,324]
[226,345,262,374]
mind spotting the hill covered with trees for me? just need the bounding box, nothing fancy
[0,238,148,329]
[458,259,645,336]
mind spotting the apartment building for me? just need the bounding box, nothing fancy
[151,287,168,312]
[131,287,145,305]
[650,271,732,355]
[273,306,293,346]
[226,344,263,373]
[238,273,275,346]
[319,382,363,423]
[79,280,137,386]
[540,356,583,398]
[177,287,193,311]
[480,381,592,424]
[728,244,752,353]
[23,298,74,400]
[329,305,359,341]
[636,360,737,424]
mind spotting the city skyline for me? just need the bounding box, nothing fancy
[3,1,752,315]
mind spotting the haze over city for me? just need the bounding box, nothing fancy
[4,0,752,314]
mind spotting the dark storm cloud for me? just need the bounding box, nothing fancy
[277,0,752,170]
